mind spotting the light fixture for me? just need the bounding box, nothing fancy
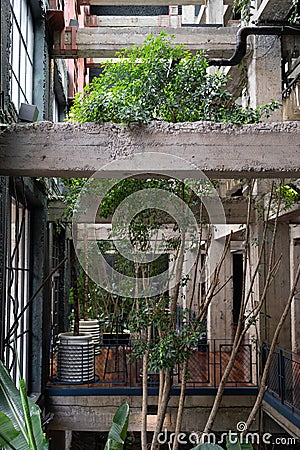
[18,103,39,122]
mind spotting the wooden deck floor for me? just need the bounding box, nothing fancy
[49,345,256,388]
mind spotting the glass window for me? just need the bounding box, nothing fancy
[10,0,34,110]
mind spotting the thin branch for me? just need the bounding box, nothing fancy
[5,256,68,344]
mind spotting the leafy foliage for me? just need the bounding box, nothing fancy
[68,33,279,125]
[290,0,300,23]
[0,360,48,450]
[191,441,253,450]
[232,0,253,23]
[104,402,130,450]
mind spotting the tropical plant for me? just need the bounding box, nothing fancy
[0,359,48,450]
[191,440,253,450]
[104,402,130,450]
[68,33,279,125]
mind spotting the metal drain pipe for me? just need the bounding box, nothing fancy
[209,25,300,66]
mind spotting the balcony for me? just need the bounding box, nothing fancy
[48,338,258,395]
[262,343,300,436]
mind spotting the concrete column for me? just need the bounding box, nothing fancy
[0,177,9,359]
[206,0,224,24]
[247,35,282,121]
[182,5,195,24]
[262,223,291,350]
[48,430,72,450]
[33,20,51,120]
[207,241,233,340]
[290,226,300,354]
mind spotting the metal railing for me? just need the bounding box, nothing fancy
[49,337,257,389]
[263,342,300,414]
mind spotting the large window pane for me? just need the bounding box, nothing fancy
[10,0,34,110]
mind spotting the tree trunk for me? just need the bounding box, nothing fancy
[150,369,171,450]
[83,226,89,321]
[71,245,80,336]
[141,350,149,450]
[172,360,188,450]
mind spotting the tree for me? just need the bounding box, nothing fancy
[68,33,279,125]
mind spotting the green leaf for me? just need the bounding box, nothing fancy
[191,444,224,450]
[19,379,37,450]
[0,412,19,449]
[225,436,253,450]
[104,403,130,450]
[0,361,48,450]
[226,438,241,450]
[240,443,253,450]
[0,360,27,440]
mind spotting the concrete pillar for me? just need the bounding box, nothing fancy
[33,20,51,120]
[291,226,300,354]
[206,0,224,24]
[262,223,291,350]
[0,177,9,359]
[182,5,195,24]
[49,430,72,450]
[207,241,233,340]
[247,35,282,121]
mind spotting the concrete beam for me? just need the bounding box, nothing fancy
[79,0,233,4]
[48,197,254,224]
[47,393,257,432]
[1,121,300,179]
[53,26,238,58]
[262,400,300,439]
[80,0,206,4]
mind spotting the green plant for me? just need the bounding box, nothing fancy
[191,440,253,450]
[0,360,49,450]
[290,0,300,23]
[232,0,253,24]
[68,33,279,125]
[104,402,130,450]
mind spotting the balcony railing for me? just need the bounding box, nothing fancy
[263,342,300,414]
[49,338,257,390]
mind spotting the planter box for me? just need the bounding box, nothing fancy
[57,332,95,383]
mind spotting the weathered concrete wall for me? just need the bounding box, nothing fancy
[207,247,233,340]
[247,35,282,121]
[47,393,258,433]
[253,0,293,22]
[1,121,300,178]
[290,225,300,354]
[262,224,291,350]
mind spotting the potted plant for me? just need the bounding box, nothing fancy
[56,239,96,384]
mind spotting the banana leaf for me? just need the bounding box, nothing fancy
[104,402,130,450]
[0,360,48,450]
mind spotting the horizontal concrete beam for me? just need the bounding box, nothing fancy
[262,400,300,439]
[48,197,254,224]
[79,0,233,5]
[80,0,205,4]
[47,393,257,432]
[53,26,238,58]
[1,121,300,179]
